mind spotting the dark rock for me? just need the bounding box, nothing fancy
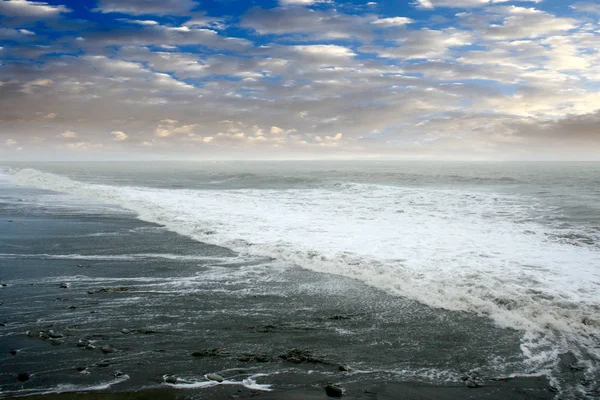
[97,360,111,367]
[164,375,178,384]
[114,371,125,378]
[39,332,50,340]
[237,354,273,363]
[17,372,30,382]
[338,364,352,372]
[329,315,352,320]
[325,384,344,397]
[101,346,115,354]
[134,329,160,334]
[85,344,96,350]
[76,367,87,372]
[121,329,131,334]
[50,339,63,346]
[465,378,480,388]
[206,373,224,382]
[59,282,70,289]
[68,305,78,310]
[9,349,18,355]
[48,329,64,338]
[77,339,91,347]
[279,348,326,364]
[1,283,7,287]
[191,348,227,358]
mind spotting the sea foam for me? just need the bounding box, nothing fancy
[11,168,600,384]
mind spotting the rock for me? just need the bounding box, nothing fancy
[121,328,131,334]
[50,339,63,346]
[206,373,224,382]
[101,346,115,354]
[329,315,352,320]
[237,354,273,363]
[164,375,178,384]
[279,348,326,364]
[465,378,480,388]
[85,344,96,350]
[1,283,7,287]
[76,366,87,372]
[59,282,70,289]
[338,364,352,372]
[97,360,111,367]
[114,371,125,378]
[78,339,91,347]
[325,384,344,397]
[26,330,38,338]
[191,348,226,358]
[17,372,30,382]
[68,305,78,310]
[48,329,64,338]
[39,332,50,340]
[9,349,18,355]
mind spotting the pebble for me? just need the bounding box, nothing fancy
[17,372,30,382]
[206,373,224,382]
[325,384,344,397]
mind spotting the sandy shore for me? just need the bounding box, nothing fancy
[10,376,554,400]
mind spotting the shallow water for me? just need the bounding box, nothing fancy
[1,161,599,398]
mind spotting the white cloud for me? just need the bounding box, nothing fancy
[293,45,356,58]
[111,130,128,141]
[5,139,17,146]
[60,130,77,139]
[271,126,285,134]
[0,0,69,18]
[372,17,414,27]
[412,0,541,8]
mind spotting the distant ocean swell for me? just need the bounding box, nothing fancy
[8,167,600,391]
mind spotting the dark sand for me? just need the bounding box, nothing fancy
[11,376,554,400]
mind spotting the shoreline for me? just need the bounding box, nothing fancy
[2,376,555,400]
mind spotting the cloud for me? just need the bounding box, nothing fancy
[0,0,69,18]
[60,130,77,139]
[271,126,285,134]
[155,120,198,137]
[93,0,197,16]
[570,2,600,15]
[111,130,128,141]
[412,0,541,9]
[5,138,17,146]
[241,6,373,41]
[482,7,578,40]
[372,17,414,27]
[361,28,472,59]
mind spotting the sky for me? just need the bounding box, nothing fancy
[0,0,599,160]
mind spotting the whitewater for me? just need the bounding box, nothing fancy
[4,162,600,397]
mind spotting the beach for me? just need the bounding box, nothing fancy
[1,162,598,399]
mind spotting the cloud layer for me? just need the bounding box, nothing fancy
[0,0,599,160]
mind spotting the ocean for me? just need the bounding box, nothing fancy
[0,161,599,399]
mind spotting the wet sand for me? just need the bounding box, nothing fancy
[12,376,554,400]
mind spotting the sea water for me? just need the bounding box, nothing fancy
[0,161,598,398]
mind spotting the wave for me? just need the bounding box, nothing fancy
[11,167,600,394]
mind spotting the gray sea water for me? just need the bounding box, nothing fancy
[0,161,599,398]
